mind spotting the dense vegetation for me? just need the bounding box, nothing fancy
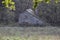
[2,0,15,10]
[0,0,60,26]
[33,0,60,9]
[35,0,60,26]
[1,0,60,10]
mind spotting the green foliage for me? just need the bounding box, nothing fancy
[55,0,59,3]
[2,0,15,10]
[44,0,50,3]
[33,0,60,9]
[33,0,43,9]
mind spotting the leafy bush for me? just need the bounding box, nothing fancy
[2,0,15,10]
[33,0,60,10]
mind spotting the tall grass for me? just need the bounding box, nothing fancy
[0,35,60,40]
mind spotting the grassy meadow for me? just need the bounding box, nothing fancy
[0,35,60,40]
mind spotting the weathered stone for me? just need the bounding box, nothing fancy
[14,0,33,22]
[18,9,49,26]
